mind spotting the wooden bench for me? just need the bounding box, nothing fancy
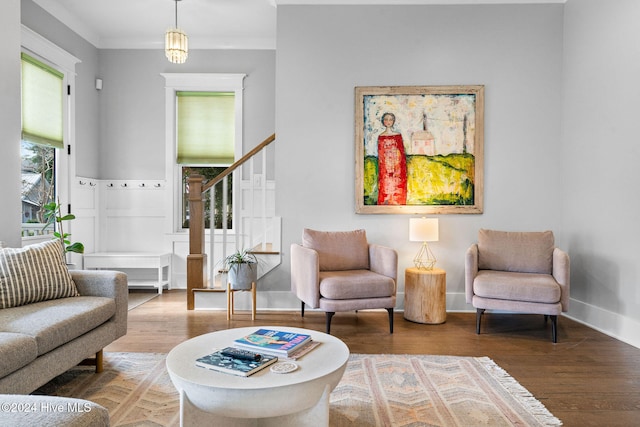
[84,252,171,294]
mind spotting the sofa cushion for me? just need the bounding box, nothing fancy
[0,332,38,378]
[477,229,554,274]
[302,228,369,271]
[0,296,115,355]
[0,240,78,309]
[319,270,395,300]
[473,270,561,304]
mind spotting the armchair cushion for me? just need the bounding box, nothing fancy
[302,228,369,271]
[319,270,396,300]
[478,229,554,274]
[473,270,561,304]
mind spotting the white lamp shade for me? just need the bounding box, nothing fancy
[409,218,439,242]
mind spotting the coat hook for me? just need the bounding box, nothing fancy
[89,182,96,187]
[107,183,114,187]
[154,183,162,188]
[139,183,146,187]
[79,180,86,185]
[121,183,128,187]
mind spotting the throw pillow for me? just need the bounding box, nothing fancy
[0,240,79,309]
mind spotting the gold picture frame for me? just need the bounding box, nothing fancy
[355,85,484,214]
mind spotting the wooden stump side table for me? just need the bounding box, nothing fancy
[404,267,447,324]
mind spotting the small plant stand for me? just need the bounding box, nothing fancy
[226,281,256,320]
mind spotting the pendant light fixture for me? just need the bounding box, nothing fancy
[165,0,188,64]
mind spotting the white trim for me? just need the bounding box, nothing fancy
[21,25,81,74]
[565,299,640,350]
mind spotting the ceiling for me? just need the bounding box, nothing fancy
[32,0,566,50]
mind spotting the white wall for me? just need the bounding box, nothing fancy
[0,0,21,248]
[273,4,565,309]
[561,0,640,347]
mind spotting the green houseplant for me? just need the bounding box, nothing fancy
[42,200,85,255]
[222,249,258,290]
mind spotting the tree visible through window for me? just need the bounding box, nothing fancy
[182,166,232,230]
[21,142,56,228]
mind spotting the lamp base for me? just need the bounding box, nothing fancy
[413,242,436,270]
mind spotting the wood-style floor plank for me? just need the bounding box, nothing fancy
[106,290,640,427]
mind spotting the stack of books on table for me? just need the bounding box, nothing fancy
[233,328,318,359]
[195,347,278,377]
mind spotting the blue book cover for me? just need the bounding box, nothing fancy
[233,329,312,356]
[195,349,278,377]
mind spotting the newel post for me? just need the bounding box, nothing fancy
[187,174,207,309]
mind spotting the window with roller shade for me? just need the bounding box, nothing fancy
[177,92,235,230]
[20,53,64,231]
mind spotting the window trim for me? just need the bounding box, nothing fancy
[161,73,246,234]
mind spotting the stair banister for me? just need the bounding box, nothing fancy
[186,133,276,309]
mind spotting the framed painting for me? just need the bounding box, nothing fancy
[355,85,484,214]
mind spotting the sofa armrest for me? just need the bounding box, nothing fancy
[369,244,398,285]
[290,244,320,308]
[465,244,479,304]
[71,270,128,339]
[552,248,570,311]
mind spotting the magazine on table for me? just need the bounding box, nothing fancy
[195,349,278,377]
[233,328,312,357]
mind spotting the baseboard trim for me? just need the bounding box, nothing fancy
[564,298,640,349]
[185,288,640,349]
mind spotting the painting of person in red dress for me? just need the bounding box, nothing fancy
[377,112,407,205]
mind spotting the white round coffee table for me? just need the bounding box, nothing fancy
[166,326,349,426]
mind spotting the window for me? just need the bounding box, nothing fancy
[162,73,245,233]
[177,91,235,230]
[20,27,79,241]
[19,52,64,236]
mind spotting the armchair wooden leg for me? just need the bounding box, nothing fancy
[550,315,558,343]
[476,309,485,334]
[325,312,335,334]
[387,308,394,334]
[301,301,305,317]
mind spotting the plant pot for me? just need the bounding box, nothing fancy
[228,262,257,290]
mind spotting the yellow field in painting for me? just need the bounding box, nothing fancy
[363,154,475,205]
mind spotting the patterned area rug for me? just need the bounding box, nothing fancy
[34,352,561,426]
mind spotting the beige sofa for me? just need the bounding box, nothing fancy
[0,240,128,394]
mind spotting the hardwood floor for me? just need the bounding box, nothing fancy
[106,290,640,426]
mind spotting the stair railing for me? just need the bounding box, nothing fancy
[186,133,275,309]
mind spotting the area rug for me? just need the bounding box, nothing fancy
[34,352,562,427]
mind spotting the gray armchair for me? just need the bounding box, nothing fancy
[465,229,570,342]
[291,228,398,334]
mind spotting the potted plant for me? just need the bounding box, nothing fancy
[222,249,258,290]
[42,199,85,257]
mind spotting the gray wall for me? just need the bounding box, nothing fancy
[97,49,275,179]
[273,4,565,309]
[0,0,21,247]
[21,0,100,178]
[561,0,640,339]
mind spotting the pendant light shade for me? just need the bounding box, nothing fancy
[165,0,188,64]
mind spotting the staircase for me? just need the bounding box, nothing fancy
[186,134,279,309]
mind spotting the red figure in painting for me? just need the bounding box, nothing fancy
[377,112,407,205]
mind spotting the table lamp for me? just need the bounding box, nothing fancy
[409,217,439,270]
